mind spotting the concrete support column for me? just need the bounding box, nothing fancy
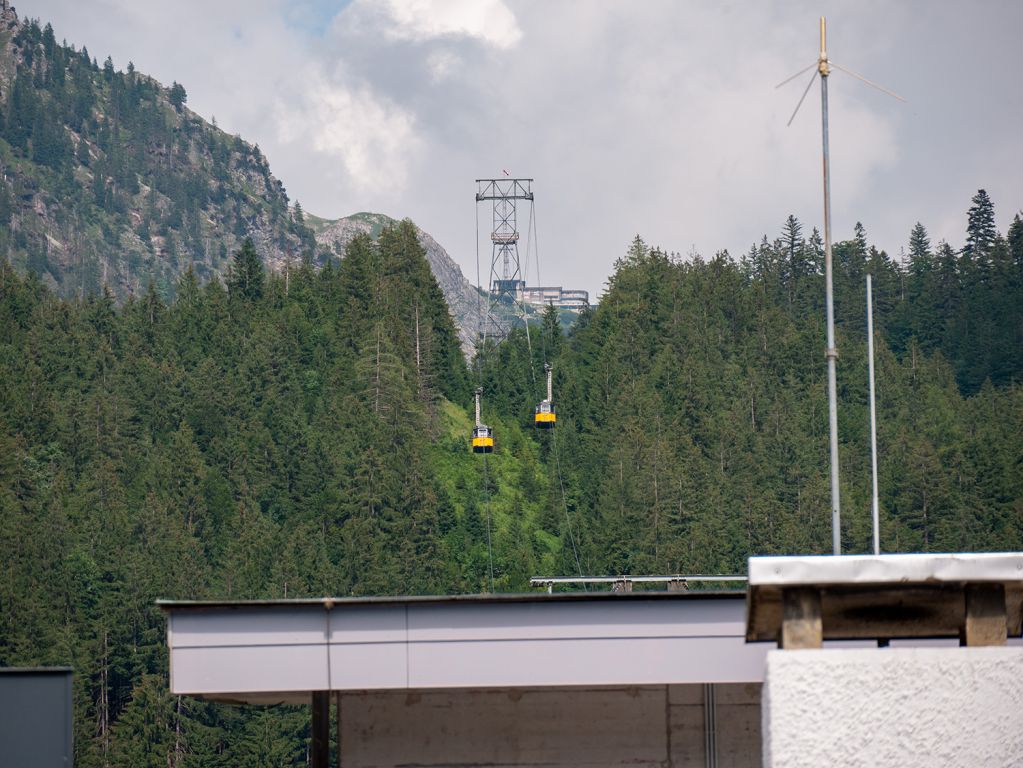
[312,690,330,768]
[336,692,343,768]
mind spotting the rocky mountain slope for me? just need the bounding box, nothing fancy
[0,8,535,352]
[313,211,486,351]
[0,8,318,299]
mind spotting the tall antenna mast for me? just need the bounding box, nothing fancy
[819,18,842,557]
[778,17,904,555]
[867,275,881,555]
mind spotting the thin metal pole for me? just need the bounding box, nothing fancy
[867,275,880,555]
[820,17,842,555]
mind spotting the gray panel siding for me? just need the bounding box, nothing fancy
[405,599,745,641]
[167,598,769,697]
[407,636,767,689]
[0,670,73,767]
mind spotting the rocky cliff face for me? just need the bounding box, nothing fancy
[0,9,493,350]
[0,9,312,299]
[315,212,485,353]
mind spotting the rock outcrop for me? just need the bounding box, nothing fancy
[315,212,484,353]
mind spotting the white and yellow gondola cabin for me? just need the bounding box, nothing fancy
[472,388,495,454]
[534,363,556,429]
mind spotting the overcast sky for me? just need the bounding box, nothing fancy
[23,0,1023,298]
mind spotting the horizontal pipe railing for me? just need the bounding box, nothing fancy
[530,575,748,593]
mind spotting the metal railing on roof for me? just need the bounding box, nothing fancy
[530,575,748,593]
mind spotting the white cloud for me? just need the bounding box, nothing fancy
[22,0,1023,296]
[366,0,522,49]
[426,49,461,82]
[274,69,419,196]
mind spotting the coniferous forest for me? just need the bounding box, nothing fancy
[0,9,1022,767]
[0,15,316,301]
[1,197,1021,764]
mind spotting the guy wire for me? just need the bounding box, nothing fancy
[476,192,495,592]
[552,424,584,579]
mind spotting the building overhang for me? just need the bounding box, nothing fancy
[160,591,767,705]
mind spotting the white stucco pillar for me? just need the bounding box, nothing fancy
[762,647,1023,768]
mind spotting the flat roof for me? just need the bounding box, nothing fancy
[158,589,745,611]
[162,591,762,704]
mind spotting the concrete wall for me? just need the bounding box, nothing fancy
[762,647,1023,768]
[338,683,761,768]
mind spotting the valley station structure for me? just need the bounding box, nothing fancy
[160,553,1023,768]
[161,590,765,767]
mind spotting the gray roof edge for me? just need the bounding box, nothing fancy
[157,590,747,611]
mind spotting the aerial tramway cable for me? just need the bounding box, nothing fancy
[482,454,495,592]
[474,198,483,379]
[471,179,585,589]
[520,198,536,387]
[474,191,496,591]
[527,205,584,580]
[552,428,584,578]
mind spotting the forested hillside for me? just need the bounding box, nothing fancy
[0,9,317,298]
[483,192,1022,576]
[0,219,574,764]
[1,185,1021,762]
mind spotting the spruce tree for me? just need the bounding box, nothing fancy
[227,237,264,301]
[1008,214,1023,269]
[168,81,186,111]
[965,189,997,260]
[908,222,931,262]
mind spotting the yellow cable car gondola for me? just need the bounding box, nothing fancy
[472,387,494,453]
[535,363,556,429]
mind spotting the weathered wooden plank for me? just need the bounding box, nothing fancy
[780,589,822,649]
[1006,583,1023,637]
[962,584,1007,647]
[821,584,964,640]
[746,586,782,643]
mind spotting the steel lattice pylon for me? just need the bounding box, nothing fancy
[475,178,534,348]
